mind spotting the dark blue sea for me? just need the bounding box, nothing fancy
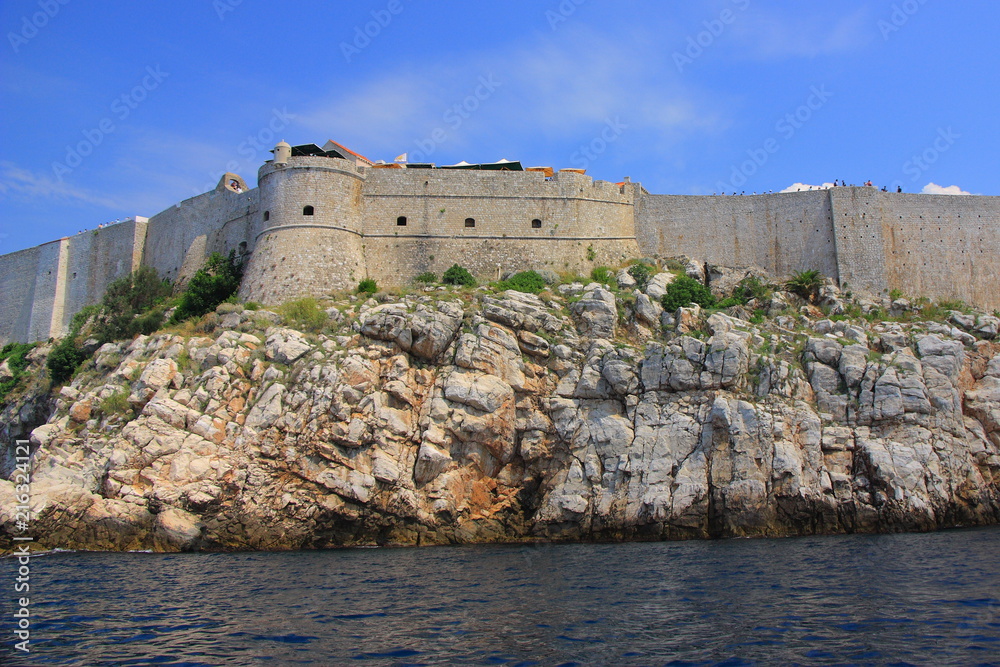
[2,528,1000,666]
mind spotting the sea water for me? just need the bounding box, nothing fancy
[2,528,999,665]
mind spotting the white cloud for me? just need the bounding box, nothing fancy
[296,73,444,156]
[0,161,121,209]
[780,182,835,193]
[296,25,722,164]
[921,183,972,196]
[731,8,873,59]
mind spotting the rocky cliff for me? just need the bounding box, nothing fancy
[2,267,1000,552]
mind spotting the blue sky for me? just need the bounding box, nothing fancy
[1,0,997,253]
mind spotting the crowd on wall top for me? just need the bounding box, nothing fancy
[715,181,904,196]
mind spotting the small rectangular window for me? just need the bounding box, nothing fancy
[531,219,542,228]
[397,216,407,226]
[465,218,476,228]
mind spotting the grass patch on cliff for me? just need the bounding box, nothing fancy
[0,341,36,405]
[590,266,614,285]
[279,298,328,333]
[98,390,133,419]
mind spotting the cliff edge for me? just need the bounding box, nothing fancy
[2,267,1000,552]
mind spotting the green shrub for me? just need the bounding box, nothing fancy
[47,337,87,385]
[171,251,243,323]
[590,266,614,285]
[86,267,172,342]
[129,308,168,337]
[716,297,742,309]
[586,244,596,261]
[357,278,378,294]
[628,263,654,291]
[244,301,262,311]
[98,390,132,418]
[786,270,823,303]
[46,297,95,385]
[443,264,476,287]
[731,275,772,304]
[661,275,716,312]
[280,297,327,331]
[0,342,35,404]
[415,272,437,284]
[497,270,547,294]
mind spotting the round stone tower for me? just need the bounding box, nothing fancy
[240,148,366,305]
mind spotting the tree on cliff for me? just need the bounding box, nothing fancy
[171,251,244,323]
[94,266,173,342]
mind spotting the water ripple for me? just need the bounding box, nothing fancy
[1,528,999,664]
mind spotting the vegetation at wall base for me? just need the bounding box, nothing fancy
[0,341,36,404]
[732,275,773,304]
[590,266,614,285]
[627,263,654,292]
[357,278,378,294]
[280,298,328,332]
[661,275,716,312]
[47,329,87,385]
[496,270,547,294]
[415,272,437,284]
[786,270,823,303]
[443,264,476,288]
[93,266,173,341]
[171,251,244,323]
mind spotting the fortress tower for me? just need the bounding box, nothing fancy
[240,151,367,304]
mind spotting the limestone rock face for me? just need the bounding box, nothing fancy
[265,328,312,365]
[2,284,1000,554]
[359,300,464,360]
[571,285,618,339]
[645,272,676,301]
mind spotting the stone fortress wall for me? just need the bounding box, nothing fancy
[2,148,1000,345]
[636,190,841,280]
[0,219,147,344]
[337,165,638,298]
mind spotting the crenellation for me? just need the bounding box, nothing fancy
[2,139,1000,344]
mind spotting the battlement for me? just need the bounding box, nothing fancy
[1,140,999,344]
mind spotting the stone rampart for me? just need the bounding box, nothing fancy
[361,169,638,285]
[3,155,1000,343]
[635,190,839,279]
[836,189,1000,309]
[144,188,257,285]
[62,219,147,334]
